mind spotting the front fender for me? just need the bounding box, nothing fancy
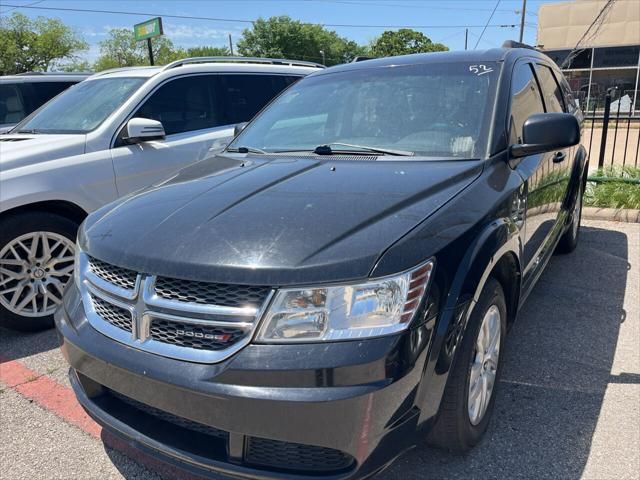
[0,150,118,215]
[416,217,522,424]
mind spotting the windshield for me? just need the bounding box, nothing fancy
[229,62,499,158]
[16,77,146,134]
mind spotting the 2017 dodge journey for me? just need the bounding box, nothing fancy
[57,43,587,479]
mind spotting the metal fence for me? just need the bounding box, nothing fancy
[584,91,640,170]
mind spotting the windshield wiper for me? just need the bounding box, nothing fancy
[314,143,414,156]
[226,146,266,154]
[16,128,40,134]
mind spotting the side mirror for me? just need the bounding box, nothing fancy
[125,118,165,144]
[510,113,580,158]
[234,122,248,137]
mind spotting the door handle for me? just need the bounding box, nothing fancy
[552,151,566,163]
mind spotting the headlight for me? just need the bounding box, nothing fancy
[256,260,433,343]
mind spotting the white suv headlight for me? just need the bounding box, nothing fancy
[256,261,433,343]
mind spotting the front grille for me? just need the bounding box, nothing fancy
[245,437,355,473]
[108,389,228,439]
[149,319,246,351]
[90,295,132,332]
[88,256,137,290]
[154,277,271,308]
[81,253,273,362]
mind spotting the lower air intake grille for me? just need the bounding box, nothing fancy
[149,319,246,351]
[245,437,355,473]
[108,389,228,440]
[91,295,132,332]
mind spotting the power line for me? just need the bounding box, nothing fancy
[0,3,517,29]
[474,0,501,49]
[560,0,616,69]
[0,0,45,15]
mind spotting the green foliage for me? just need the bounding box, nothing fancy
[585,167,640,210]
[370,29,448,58]
[237,16,366,65]
[0,13,88,74]
[55,59,93,73]
[183,46,230,57]
[93,28,182,71]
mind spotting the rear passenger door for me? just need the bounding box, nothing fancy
[110,73,299,195]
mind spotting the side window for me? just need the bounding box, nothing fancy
[215,74,300,125]
[135,76,217,136]
[0,84,26,124]
[25,82,77,114]
[509,63,545,144]
[535,65,566,113]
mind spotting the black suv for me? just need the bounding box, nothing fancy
[57,46,586,479]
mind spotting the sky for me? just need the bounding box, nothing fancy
[0,0,571,63]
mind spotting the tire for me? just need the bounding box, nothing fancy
[427,277,507,452]
[555,182,583,254]
[0,212,79,332]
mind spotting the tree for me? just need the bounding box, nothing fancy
[237,16,366,66]
[0,13,88,74]
[370,29,448,58]
[93,28,181,71]
[183,46,230,57]
[55,59,93,72]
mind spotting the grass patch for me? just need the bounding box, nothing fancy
[585,167,640,209]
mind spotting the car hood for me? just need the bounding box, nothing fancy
[0,134,86,170]
[82,154,483,286]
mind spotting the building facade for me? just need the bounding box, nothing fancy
[537,0,640,115]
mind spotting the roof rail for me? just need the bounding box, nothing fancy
[502,40,539,51]
[162,56,325,71]
[92,66,159,77]
[351,56,374,63]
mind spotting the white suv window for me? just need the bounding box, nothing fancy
[135,74,301,136]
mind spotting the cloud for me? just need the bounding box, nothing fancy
[163,23,245,45]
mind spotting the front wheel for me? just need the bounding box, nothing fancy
[427,277,507,452]
[0,212,78,332]
[555,183,583,254]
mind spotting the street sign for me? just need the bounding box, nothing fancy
[134,17,163,42]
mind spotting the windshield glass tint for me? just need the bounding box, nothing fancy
[18,77,145,134]
[230,62,499,158]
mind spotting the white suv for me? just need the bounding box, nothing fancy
[0,57,321,330]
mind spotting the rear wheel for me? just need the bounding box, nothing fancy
[0,212,78,332]
[427,277,507,452]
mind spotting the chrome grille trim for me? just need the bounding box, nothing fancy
[77,253,275,364]
[85,255,140,300]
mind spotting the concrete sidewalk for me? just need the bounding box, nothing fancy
[1,220,638,480]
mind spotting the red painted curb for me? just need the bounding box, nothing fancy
[0,355,201,480]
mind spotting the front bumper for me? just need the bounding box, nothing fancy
[56,285,434,479]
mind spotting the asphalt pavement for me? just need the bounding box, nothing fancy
[1,219,638,480]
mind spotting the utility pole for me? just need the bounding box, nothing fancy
[228,34,234,55]
[320,50,326,65]
[465,28,468,50]
[519,0,527,43]
[147,38,154,66]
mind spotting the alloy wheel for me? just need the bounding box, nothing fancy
[468,304,501,426]
[0,231,75,318]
